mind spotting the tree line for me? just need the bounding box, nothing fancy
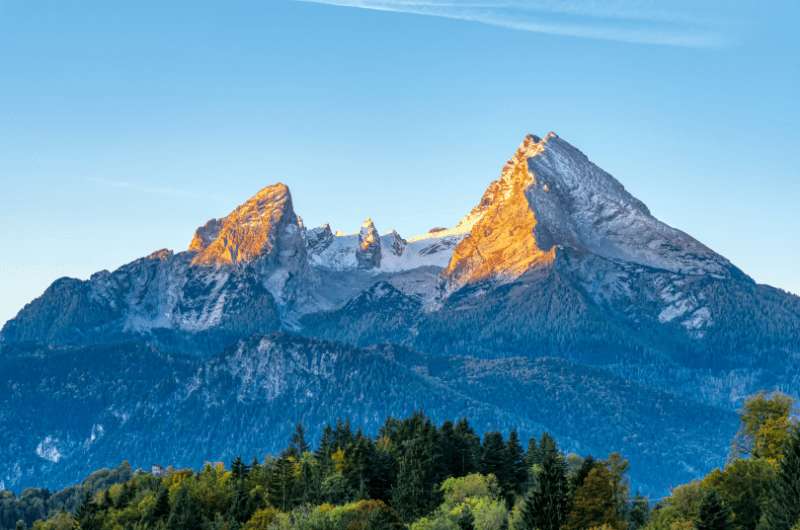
[1,393,798,530]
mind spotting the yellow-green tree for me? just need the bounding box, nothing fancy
[731,392,795,463]
[566,466,626,530]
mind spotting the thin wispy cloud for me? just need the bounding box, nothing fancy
[296,0,725,47]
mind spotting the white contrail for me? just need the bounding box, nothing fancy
[295,0,725,48]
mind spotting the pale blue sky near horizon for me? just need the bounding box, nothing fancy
[1,0,798,326]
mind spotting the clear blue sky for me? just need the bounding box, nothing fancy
[1,0,798,325]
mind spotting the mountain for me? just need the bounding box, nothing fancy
[2,132,798,496]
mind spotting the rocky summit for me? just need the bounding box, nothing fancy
[2,133,798,496]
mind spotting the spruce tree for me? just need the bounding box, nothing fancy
[526,436,538,469]
[760,428,800,530]
[149,486,170,524]
[696,490,732,530]
[453,419,481,477]
[520,447,569,530]
[73,492,101,530]
[481,432,509,494]
[167,484,202,530]
[267,455,297,511]
[507,430,528,496]
[231,456,249,481]
[290,423,310,457]
[391,438,432,522]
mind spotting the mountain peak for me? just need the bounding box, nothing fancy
[357,217,381,269]
[189,182,302,266]
[443,132,730,291]
[443,134,556,291]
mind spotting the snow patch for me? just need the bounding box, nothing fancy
[36,436,62,463]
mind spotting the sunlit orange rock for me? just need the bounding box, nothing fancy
[190,183,301,266]
[443,134,556,291]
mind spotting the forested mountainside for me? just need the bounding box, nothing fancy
[2,394,798,530]
[0,334,735,496]
[2,133,798,497]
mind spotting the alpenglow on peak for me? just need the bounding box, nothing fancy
[189,183,304,266]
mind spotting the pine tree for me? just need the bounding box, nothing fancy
[267,455,297,511]
[696,490,732,530]
[115,482,133,509]
[229,475,252,524]
[289,423,310,458]
[297,452,322,505]
[452,418,480,477]
[507,430,528,496]
[344,433,377,500]
[73,492,101,530]
[526,436,538,469]
[391,438,433,522]
[149,486,170,524]
[481,432,509,494]
[167,483,202,530]
[316,425,335,477]
[571,456,596,492]
[520,447,569,530]
[231,456,249,480]
[760,428,800,530]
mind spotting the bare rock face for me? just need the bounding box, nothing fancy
[306,223,334,254]
[356,218,382,269]
[443,135,556,292]
[190,183,304,268]
[385,230,407,257]
[442,132,731,293]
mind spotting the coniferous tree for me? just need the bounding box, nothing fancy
[760,428,800,530]
[391,438,433,522]
[267,455,298,512]
[316,425,336,477]
[452,419,481,477]
[73,492,100,530]
[167,484,202,530]
[696,490,732,530]
[481,432,509,494]
[289,423,310,458]
[115,482,133,509]
[297,451,322,505]
[571,455,596,493]
[148,486,170,525]
[231,456,249,481]
[526,437,538,469]
[506,430,528,496]
[520,445,569,530]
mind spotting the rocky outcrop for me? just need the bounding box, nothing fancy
[305,223,335,254]
[190,183,305,268]
[443,135,557,292]
[356,218,381,269]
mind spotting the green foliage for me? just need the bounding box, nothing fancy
[412,474,508,530]
[519,437,569,530]
[696,490,732,530]
[702,458,774,530]
[566,466,625,530]
[758,427,800,530]
[731,392,795,462]
[0,413,648,530]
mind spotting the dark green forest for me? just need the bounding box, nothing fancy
[2,393,798,530]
